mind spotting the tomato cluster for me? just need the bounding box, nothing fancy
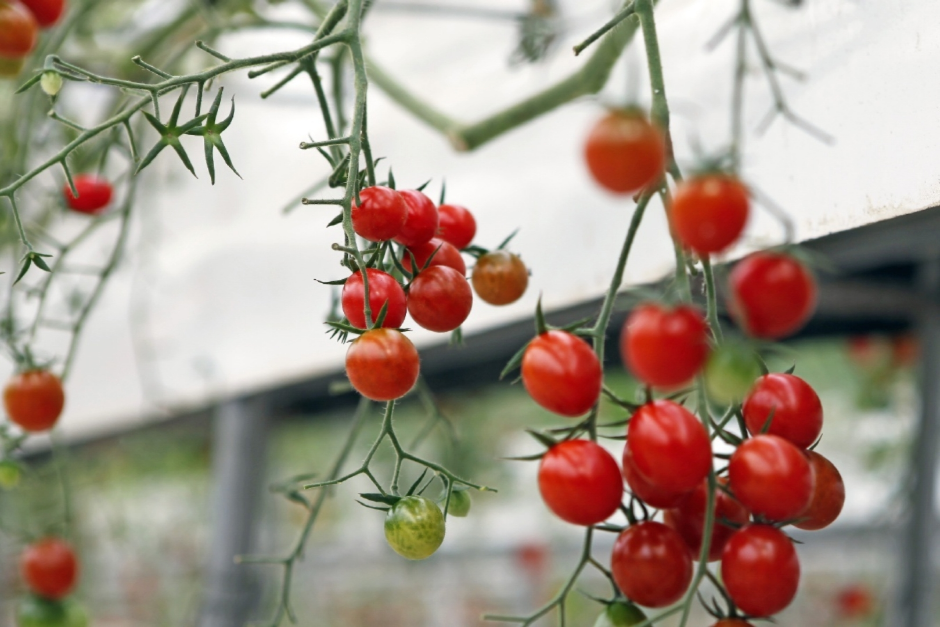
[0,0,65,78]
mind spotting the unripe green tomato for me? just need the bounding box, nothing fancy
[62,600,88,627]
[384,495,445,560]
[447,490,471,517]
[705,343,761,405]
[41,71,63,96]
[16,595,67,627]
[0,459,22,488]
[593,601,648,627]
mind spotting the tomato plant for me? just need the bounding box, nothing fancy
[537,439,623,526]
[351,185,407,242]
[471,250,528,306]
[592,601,647,627]
[4,369,65,432]
[742,372,823,448]
[721,525,800,617]
[394,189,438,247]
[341,268,407,330]
[0,1,37,59]
[728,252,817,339]
[728,434,812,521]
[18,0,63,28]
[521,330,602,417]
[436,203,476,249]
[384,495,445,560]
[62,175,113,215]
[584,110,665,195]
[627,400,711,494]
[401,237,466,275]
[20,538,78,600]
[794,450,845,531]
[406,265,473,333]
[664,477,749,562]
[345,329,419,401]
[611,521,693,608]
[669,174,749,255]
[620,303,709,388]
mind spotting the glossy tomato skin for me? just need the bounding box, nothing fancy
[794,450,844,530]
[471,251,528,306]
[743,373,823,449]
[436,204,476,249]
[62,175,113,215]
[538,439,623,526]
[384,496,445,560]
[351,186,407,242]
[406,266,472,333]
[722,524,800,617]
[611,521,693,608]
[664,477,749,562]
[0,1,37,58]
[621,303,709,388]
[670,175,749,255]
[21,537,78,600]
[627,400,711,494]
[521,330,602,417]
[584,111,665,195]
[729,252,817,339]
[345,329,419,401]
[19,0,64,28]
[401,237,466,275]
[622,446,689,509]
[394,189,438,247]
[341,269,407,330]
[728,434,812,522]
[4,370,65,432]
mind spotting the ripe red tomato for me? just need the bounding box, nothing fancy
[19,0,63,28]
[794,450,844,531]
[584,110,665,195]
[21,538,78,600]
[351,186,407,242]
[4,370,65,432]
[62,175,113,215]
[521,330,602,417]
[345,329,419,401]
[722,525,800,617]
[835,583,874,619]
[728,434,812,521]
[0,1,37,58]
[401,237,466,275]
[664,477,749,562]
[621,303,709,388]
[622,447,689,509]
[394,189,438,247]
[436,203,476,249]
[742,373,823,449]
[471,251,528,306]
[670,175,749,255]
[627,400,711,494]
[341,269,407,330]
[711,621,753,627]
[728,252,817,339]
[611,521,692,608]
[538,439,623,526]
[406,266,472,333]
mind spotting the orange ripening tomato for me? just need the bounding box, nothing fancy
[584,110,666,195]
[4,369,65,432]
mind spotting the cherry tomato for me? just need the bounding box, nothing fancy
[704,342,761,405]
[341,269,407,330]
[584,110,665,195]
[742,373,822,449]
[384,495,445,560]
[445,489,471,517]
[15,595,67,627]
[722,524,800,617]
[794,450,844,531]
[0,54,24,77]
[21,538,77,600]
[627,400,711,494]
[611,521,692,608]
[62,175,113,215]
[728,434,812,521]
[345,329,419,401]
[622,446,689,509]
[4,370,65,432]
[406,266,472,333]
[728,252,817,339]
[538,439,623,526]
[394,189,438,247]
[835,583,874,619]
[351,186,407,242]
[0,1,37,58]
[670,175,749,255]
[401,237,466,275]
[663,477,749,562]
[521,330,602,417]
[436,203,476,249]
[592,601,647,627]
[471,251,528,306]
[18,0,63,28]
[621,303,708,388]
